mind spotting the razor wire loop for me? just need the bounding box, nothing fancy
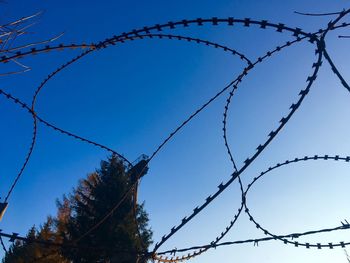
[0,9,350,262]
[157,11,349,258]
[151,35,316,262]
[0,30,254,257]
[27,30,253,178]
[153,35,309,262]
[0,31,251,251]
[178,36,305,262]
[136,21,320,257]
[152,27,322,258]
[243,155,350,249]
[0,33,252,203]
[17,32,252,246]
[154,157,350,260]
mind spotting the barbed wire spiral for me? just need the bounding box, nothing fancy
[0,7,350,262]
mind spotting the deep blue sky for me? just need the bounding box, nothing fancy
[0,1,350,262]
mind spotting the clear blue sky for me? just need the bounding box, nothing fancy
[0,0,350,262]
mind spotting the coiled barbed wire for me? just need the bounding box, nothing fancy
[0,8,349,262]
[2,32,254,204]
[152,35,310,262]
[74,16,320,249]
[0,30,253,260]
[153,10,350,261]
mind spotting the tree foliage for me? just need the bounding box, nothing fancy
[3,155,152,263]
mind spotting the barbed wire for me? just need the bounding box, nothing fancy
[156,223,350,257]
[0,31,254,248]
[153,11,348,262]
[1,33,254,199]
[151,10,350,261]
[0,8,350,263]
[153,35,309,262]
[0,29,255,260]
[151,27,322,260]
[74,16,319,248]
[244,155,350,249]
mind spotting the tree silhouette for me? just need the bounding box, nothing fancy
[3,155,152,263]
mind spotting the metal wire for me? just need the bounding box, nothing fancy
[152,28,322,257]
[244,155,350,249]
[0,8,350,262]
[157,224,350,256]
[152,10,350,261]
[294,10,345,17]
[153,35,309,262]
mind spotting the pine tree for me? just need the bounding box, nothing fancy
[3,155,152,263]
[59,155,152,262]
